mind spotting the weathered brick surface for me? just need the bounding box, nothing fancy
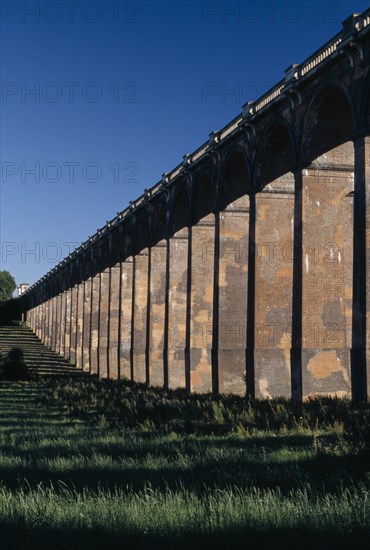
[70,286,78,365]
[33,307,37,338]
[38,302,44,346]
[36,305,40,339]
[43,300,49,348]
[65,289,72,361]
[218,197,249,395]
[254,177,294,398]
[90,275,100,375]
[99,269,110,378]
[41,302,46,343]
[59,292,66,357]
[35,306,39,338]
[76,282,84,369]
[55,296,61,354]
[301,149,353,397]
[120,258,133,379]
[190,214,214,393]
[29,308,34,332]
[133,251,148,383]
[109,265,120,379]
[149,241,167,386]
[50,297,57,352]
[168,229,188,389]
[82,279,92,373]
[44,299,50,348]
[36,306,40,337]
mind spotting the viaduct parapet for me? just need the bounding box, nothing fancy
[7,10,370,400]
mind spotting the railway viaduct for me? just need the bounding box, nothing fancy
[4,10,370,401]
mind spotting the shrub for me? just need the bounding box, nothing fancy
[2,348,30,381]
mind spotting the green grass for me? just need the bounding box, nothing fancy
[39,375,370,434]
[0,484,369,550]
[0,380,369,549]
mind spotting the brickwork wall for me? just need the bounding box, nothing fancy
[109,265,120,379]
[21,15,370,401]
[168,229,188,389]
[133,251,149,383]
[190,215,215,393]
[254,177,294,398]
[90,275,100,375]
[70,285,77,365]
[99,269,110,378]
[149,241,167,386]
[120,258,133,379]
[76,282,84,369]
[60,291,66,357]
[218,196,249,394]
[301,145,354,397]
[82,278,92,373]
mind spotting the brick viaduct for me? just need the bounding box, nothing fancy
[4,10,370,401]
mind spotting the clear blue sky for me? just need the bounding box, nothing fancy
[1,0,369,289]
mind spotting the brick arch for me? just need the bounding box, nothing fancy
[301,81,355,166]
[191,172,216,224]
[360,67,370,134]
[100,234,111,270]
[122,217,134,259]
[151,203,168,246]
[90,244,101,278]
[133,207,150,254]
[170,186,190,235]
[70,256,80,286]
[219,147,251,209]
[82,248,93,280]
[109,225,122,266]
[255,118,295,191]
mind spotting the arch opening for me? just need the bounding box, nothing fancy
[171,189,189,236]
[192,173,215,224]
[303,85,354,166]
[220,150,250,209]
[256,122,295,191]
[151,204,167,246]
[134,209,150,254]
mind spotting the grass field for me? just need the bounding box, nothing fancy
[0,379,369,549]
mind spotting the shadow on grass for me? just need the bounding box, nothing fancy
[0,381,368,498]
[0,450,367,495]
[0,523,369,550]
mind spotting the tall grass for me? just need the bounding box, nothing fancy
[39,375,370,437]
[0,484,369,549]
[0,380,369,548]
